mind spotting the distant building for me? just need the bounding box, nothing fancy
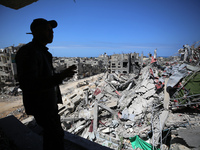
[108,53,142,74]
[53,57,107,80]
[0,44,24,85]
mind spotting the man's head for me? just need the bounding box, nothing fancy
[28,18,58,45]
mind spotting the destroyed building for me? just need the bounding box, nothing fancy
[53,52,143,80]
[108,54,131,74]
[1,1,200,149]
[0,43,145,85]
[53,56,107,80]
[107,53,141,75]
[1,43,200,150]
[1,53,200,150]
[0,44,24,85]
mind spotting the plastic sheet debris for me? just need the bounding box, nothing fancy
[130,135,160,150]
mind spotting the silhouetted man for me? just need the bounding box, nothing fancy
[15,18,76,150]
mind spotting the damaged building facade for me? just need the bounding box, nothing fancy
[108,52,142,74]
[53,52,143,81]
[53,56,108,80]
[0,44,24,85]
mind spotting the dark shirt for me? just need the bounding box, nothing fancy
[15,39,63,115]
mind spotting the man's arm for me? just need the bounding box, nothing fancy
[15,46,76,92]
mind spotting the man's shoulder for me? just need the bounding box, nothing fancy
[16,42,39,60]
[17,42,38,54]
[18,42,33,51]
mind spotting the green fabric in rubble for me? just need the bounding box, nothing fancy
[129,135,160,150]
[177,72,200,98]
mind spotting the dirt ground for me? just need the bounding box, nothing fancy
[0,95,23,119]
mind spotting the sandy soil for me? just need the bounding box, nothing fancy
[0,96,23,119]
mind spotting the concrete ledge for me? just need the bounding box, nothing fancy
[0,115,42,150]
[0,115,113,150]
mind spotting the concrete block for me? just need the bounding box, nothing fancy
[78,109,91,120]
[178,126,200,148]
[141,79,148,87]
[135,87,147,93]
[21,116,34,125]
[101,127,110,133]
[95,93,104,101]
[105,98,117,108]
[142,88,155,98]
[146,82,155,90]
[71,95,82,105]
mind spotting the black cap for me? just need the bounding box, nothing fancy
[26,18,57,34]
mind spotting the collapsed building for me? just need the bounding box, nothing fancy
[53,51,200,150]
[53,56,108,80]
[1,1,199,148]
[53,52,143,80]
[0,44,200,150]
[0,45,145,85]
[0,47,109,85]
[0,44,145,97]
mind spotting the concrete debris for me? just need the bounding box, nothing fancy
[177,126,200,148]
[53,54,200,149]
[1,44,200,149]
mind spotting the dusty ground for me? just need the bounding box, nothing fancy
[0,74,103,120]
[0,95,23,119]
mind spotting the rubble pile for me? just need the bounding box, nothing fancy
[0,86,22,97]
[1,54,200,149]
[35,57,199,149]
[1,42,200,149]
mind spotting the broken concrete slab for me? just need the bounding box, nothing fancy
[78,109,92,120]
[135,86,147,93]
[146,81,155,90]
[71,95,82,105]
[21,116,34,125]
[101,127,110,133]
[178,126,200,148]
[105,97,118,108]
[95,92,104,101]
[170,144,191,150]
[142,88,156,99]
[128,95,147,115]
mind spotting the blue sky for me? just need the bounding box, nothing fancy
[0,0,200,57]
